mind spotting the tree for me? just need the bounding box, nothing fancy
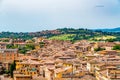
[25,44,35,50]
[113,45,120,50]
[94,47,105,52]
[6,44,14,49]
[18,47,27,54]
[10,61,16,78]
[39,42,45,48]
[6,44,19,49]
[18,44,35,54]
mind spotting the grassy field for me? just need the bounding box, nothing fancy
[49,34,76,41]
[49,34,117,42]
[90,36,116,41]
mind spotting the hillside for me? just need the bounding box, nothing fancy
[0,32,32,40]
[0,28,120,42]
[49,28,120,42]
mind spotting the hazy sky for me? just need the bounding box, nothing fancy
[0,0,120,32]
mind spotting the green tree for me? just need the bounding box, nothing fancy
[6,44,14,49]
[10,61,16,78]
[19,48,27,54]
[39,42,45,48]
[18,44,35,54]
[113,45,120,50]
[94,47,105,52]
[25,44,35,50]
[3,39,9,42]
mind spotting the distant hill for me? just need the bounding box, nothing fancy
[95,27,120,32]
[1,28,120,42]
[49,28,120,42]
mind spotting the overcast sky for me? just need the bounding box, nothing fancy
[0,0,120,32]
